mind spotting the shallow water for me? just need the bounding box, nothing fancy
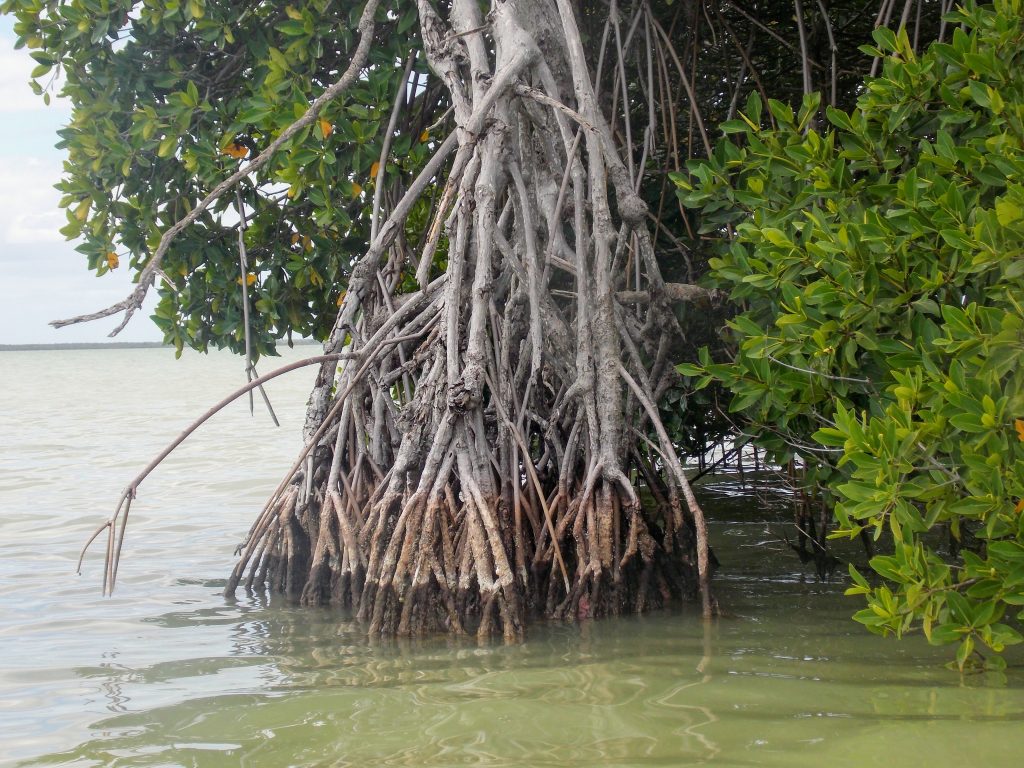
[1,347,1022,767]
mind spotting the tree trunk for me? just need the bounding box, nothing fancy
[227,0,715,639]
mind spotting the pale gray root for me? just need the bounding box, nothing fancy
[229,0,719,639]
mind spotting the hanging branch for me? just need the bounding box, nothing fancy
[235,187,279,425]
[78,352,354,591]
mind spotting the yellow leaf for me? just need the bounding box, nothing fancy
[419,130,429,143]
[222,142,248,159]
[336,290,347,307]
[370,160,381,179]
[1015,419,1024,442]
[74,199,92,222]
[319,118,333,138]
[291,233,301,245]
[351,182,362,198]
[284,5,303,20]
[106,251,119,270]
[1016,498,1024,514]
[302,235,312,252]
[236,272,256,286]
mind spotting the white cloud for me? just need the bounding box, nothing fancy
[7,208,65,244]
[0,33,158,344]
[0,242,162,344]
[0,156,65,245]
[0,35,69,114]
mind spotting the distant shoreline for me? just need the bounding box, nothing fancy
[0,342,169,351]
[0,340,320,352]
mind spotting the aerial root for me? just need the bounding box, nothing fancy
[230,441,701,639]
[216,0,721,638]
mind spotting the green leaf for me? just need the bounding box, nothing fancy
[767,99,794,127]
[940,229,974,251]
[761,228,792,247]
[872,26,899,53]
[157,135,177,158]
[996,199,1022,226]
[955,635,975,670]
[675,363,704,377]
[825,106,854,133]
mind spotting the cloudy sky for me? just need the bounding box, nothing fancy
[0,17,160,344]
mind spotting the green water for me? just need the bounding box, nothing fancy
[2,348,1022,767]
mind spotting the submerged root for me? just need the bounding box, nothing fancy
[234,443,702,638]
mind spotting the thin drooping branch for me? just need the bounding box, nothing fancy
[794,0,814,97]
[235,187,279,425]
[371,51,419,242]
[79,352,354,591]
[618,361,713,618]
[816,0,839,106]
[647,11,712,158]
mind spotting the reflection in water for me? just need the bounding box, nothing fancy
[35,603,735,767]
[97,652,130,715]
[28,584,1024,768]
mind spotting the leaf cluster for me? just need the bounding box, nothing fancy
[1,0,441,357]
[675,0,1024,668]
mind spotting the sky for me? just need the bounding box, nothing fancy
[0,17,160,344]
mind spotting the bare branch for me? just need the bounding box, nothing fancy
[616,282,717,305]
[81,352,355,590]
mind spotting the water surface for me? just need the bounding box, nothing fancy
[1,347,1021,767]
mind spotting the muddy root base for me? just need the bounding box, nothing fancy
[228,483,702,641]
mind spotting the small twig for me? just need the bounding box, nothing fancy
[425,105,454,133]
[235,190,254,412]
[234,188,280,425]
[109,491,134,590]
[513,84,597,134]
[792,523,830,554]
[154,267,178,293]
[446,22,489,41]
[765,351,873,385]
[77,521,110,575]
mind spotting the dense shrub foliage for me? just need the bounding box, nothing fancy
[677,1,1024,668]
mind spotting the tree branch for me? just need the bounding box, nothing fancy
[52,0,384,335]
